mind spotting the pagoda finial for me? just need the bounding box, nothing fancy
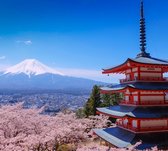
[140,0,144,18]
[137,0,151,58]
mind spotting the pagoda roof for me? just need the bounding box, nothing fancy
[103,56,168,74]
[131,56,168,65]
[101,82,168,93]
[97,106,168,118]
[94,127,134,148]
[94,127,168,149]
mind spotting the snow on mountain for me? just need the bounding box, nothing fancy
[4,59,65,77]
[0,59,106,91]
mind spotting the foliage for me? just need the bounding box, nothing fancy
[76,108,86,118]
[100,93,123,107]
[83,85,123,117]
[84,85,101,116]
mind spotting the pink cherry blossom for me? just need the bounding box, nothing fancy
[0,103,109,151]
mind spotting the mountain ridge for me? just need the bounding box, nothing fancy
[0,59,106,91]
[4,59,64,77]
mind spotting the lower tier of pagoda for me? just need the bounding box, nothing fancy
[101,82,168,106]
[93,126,168,150]
[97,106,168,133]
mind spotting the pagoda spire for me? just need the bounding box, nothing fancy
[137,0,151,58]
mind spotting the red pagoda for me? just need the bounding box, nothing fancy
[94,0,168,149]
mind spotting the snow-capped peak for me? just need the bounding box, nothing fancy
[4,59,65,77]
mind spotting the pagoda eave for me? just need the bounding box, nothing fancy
[96,110,122,119]
[103,58,168,74]
[93,127,168,150]
[100,87,126,94]
[96,107,135,118]
[102,59,130,74]
[96,106,168,119]
[100,86,168,94]
[93,127,133,148]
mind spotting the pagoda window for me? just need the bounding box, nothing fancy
[126,69,131,73]
[132,67,138,72]
[126,74,130,80]
[116,119,122,126]
[132,120,138,128]
[125,96,129,102]
[133,72,138,80]
[133,96,138,102]
[165,93,168,101]
[125,89,130,94]
[123,119,128,126]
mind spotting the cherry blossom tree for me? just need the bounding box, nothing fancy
[0,103,109,151]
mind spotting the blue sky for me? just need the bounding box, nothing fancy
[0,0,168,82]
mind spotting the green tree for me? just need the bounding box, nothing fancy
[100,93,123,107]
[75,108,86,118]
[83,85,124,117]
[84,85,101,116]
[100,94,112,107]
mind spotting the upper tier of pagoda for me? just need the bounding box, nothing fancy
[102,56,168,74]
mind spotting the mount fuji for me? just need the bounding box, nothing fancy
[4,59,65,77]
[0,59,104,91]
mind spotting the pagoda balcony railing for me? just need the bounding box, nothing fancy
[120,77,165,83]
[120,100,139,105]
[120,100,165,106]
[140,100,165,105]
[117,123,168,133]
[117,123,139,132]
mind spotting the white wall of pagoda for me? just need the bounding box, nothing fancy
[140,119,167,128]
[124,67,164,82]
[140,91,164,103]
[123,90,167,105]
[117,118,168,133]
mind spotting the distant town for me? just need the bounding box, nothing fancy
[0,90,89,114]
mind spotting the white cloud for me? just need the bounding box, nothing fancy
[16,40,32,45]
[0,56,6,60]
[24,40,32,45]
[55,68,124,83]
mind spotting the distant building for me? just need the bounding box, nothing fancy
[94,0,168,149]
